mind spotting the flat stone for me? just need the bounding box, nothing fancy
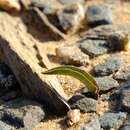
[120,124,130,130]
[71,97,97,113]
[68,93,86,105]
[120,84,130,112]
[107,31,130,51]
[99,112,127,130]
[56,45,90,66]
[79,39,108,57]
[0,98,45,129]
[0,63,18,97]
[114,66,130,81]
[58,0,85,5]
[82,117,101,130]
[94,58,122,76]
[86,4,113,27]
[57,3,85,32]
[95,76,119,92]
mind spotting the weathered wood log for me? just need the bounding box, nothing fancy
[0,11,69,115]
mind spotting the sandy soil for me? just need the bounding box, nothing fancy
[31,0,130,130]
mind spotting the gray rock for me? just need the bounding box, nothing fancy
[95,76,119,92]
[0,63,18,97]
[79,39,108,57]
[120,125,130,130]
[56,45,90,66]
[107,31,130,51]
[114,66,130,81]
[58,0,85,5]
[86,4,113,27]
[71,97,97,113]
[82,117,101,130]
[120,84,130,111]
[99,112,127,130]
[0,98,45,129]
[57,3,85,32]
[94,58,122,76]
[68,93,86,105]
[0,121,15,130]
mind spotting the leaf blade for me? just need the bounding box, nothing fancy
[43,65,99,95]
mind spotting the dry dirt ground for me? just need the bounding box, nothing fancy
[28,0,130,130]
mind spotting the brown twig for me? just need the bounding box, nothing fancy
[34,7,68,40]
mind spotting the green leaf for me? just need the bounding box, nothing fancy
[43,65,99,95]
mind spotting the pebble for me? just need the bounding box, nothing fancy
[82,117,101,130]
[99,112,127,130]
[79,39,108,57]
[120,124,130,130]
[71,97,97,113]
[57,3,85,33]
[95,76,119,92]
[86,4,113,27]
[0,98,45,129]
[58,0,85,5]
[56,45,90,66]
[114,66,130,81]
[0,63,18,97]
[120,84,130,112]
[107,31,130,51]
[94,57,122,76]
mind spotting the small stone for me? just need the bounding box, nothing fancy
[79,39,108,57]
[120,84,130,111]
[86,4,113,27]
[71,97,97,113]
[99,112,127,130]
[66,109,80,126]
[94,58,122,76]
[120,124,130,130]
[82,117,101,130]
[95,76,119,92]
[56,45,90,66]
[0,121,15,130]
[114,66,130,81]
[58,0,85,5]
[57,3,85,33]
[107,31,130,51]
[68,94,85,105]
[0,63,18,97]
[0,98,45,129]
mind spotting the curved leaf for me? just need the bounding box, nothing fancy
[43,65,99,95]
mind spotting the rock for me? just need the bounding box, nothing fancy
[86,4,113,27]
[99,112,127,130]
[56,45,90,66]
[82,117,101,130]
[79,39,108,57]
[0,63,18,97]
[0,98,45,129]
[95,76,119,92]
[120,84,130,112]
[58,0,85,5]
[68,93,86,105]
[107,31,130,51]
[0,0,21,12]
[114,66,130,81]
[120,125,130,130]
[94,58,122,76]
[71,97,97,113]
[0,121,15,130]
[57,3,85,33]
